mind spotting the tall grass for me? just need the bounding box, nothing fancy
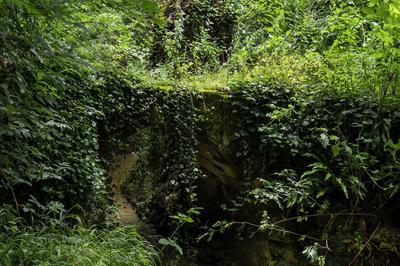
[0,225,158,266]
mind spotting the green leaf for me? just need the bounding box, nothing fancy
[172,212,194,223]
[331,145,341,157]
[325,172,333,181]
[141,0,158,12]
[320,133,329,148]
[316,188,328,199]
[337,178,349,199]
[345,146,353,156]
[158,238,170,246]
[158,238,183,255]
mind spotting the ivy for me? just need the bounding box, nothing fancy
[96,77,204,253]
[202,81,400,264]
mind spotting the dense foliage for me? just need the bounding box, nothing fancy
[201,82,400,264]
[97,78,202,218]
[0,0,166,219]
[0,1,161,264]
[1,0,400,265]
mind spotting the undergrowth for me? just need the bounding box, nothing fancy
[0,225,157,266]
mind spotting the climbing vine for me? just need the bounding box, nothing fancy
[95,75,204,259]
[199,81,400,264]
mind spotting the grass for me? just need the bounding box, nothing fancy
[0,225,158,266]
[136,53,327,93]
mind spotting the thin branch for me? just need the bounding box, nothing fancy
[272,212,377,226]
[349,222,381,265]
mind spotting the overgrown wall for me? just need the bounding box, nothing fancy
[116,80,400,265]
[2,71,399,264]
